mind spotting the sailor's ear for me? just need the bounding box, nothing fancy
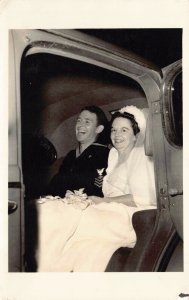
[96,125,104,134]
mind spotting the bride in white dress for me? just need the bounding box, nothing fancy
[36,105,157,272]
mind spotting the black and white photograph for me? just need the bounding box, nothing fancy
[9,28,183,273]
[1,1,189,300]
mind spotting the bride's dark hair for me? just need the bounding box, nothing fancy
[110,111,140,136]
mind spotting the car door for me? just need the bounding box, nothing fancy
[9,31,25,271]
[161,60,183,240]
[121,59,183,272]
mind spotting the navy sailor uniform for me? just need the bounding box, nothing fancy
[47,143,109,197]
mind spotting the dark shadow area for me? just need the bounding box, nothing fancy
[158,232,183,272]
[24,201,38,272]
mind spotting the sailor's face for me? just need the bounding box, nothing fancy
[75,110,99,145]
[111,117,136,151]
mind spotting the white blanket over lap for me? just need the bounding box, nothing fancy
[36,200,82,271]
[36,200,139,272]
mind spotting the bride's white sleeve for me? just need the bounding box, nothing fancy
[131,154,157,208]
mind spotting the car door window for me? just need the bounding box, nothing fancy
[162,70,182,147]
[171,72,182,146]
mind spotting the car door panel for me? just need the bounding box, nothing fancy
[161,61,183,240]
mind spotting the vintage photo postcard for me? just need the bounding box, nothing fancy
[0,0,189,299]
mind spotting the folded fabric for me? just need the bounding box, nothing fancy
[36,195,154,272]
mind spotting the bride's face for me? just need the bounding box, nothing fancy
[111,117,136,151]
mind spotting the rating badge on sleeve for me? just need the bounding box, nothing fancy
[94,168,105,188]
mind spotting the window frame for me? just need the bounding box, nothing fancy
[161,61,182,148]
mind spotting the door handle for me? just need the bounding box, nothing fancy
[168,188,183,197]
[8,200,18,214]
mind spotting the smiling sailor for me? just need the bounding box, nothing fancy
[47,105,110,197]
